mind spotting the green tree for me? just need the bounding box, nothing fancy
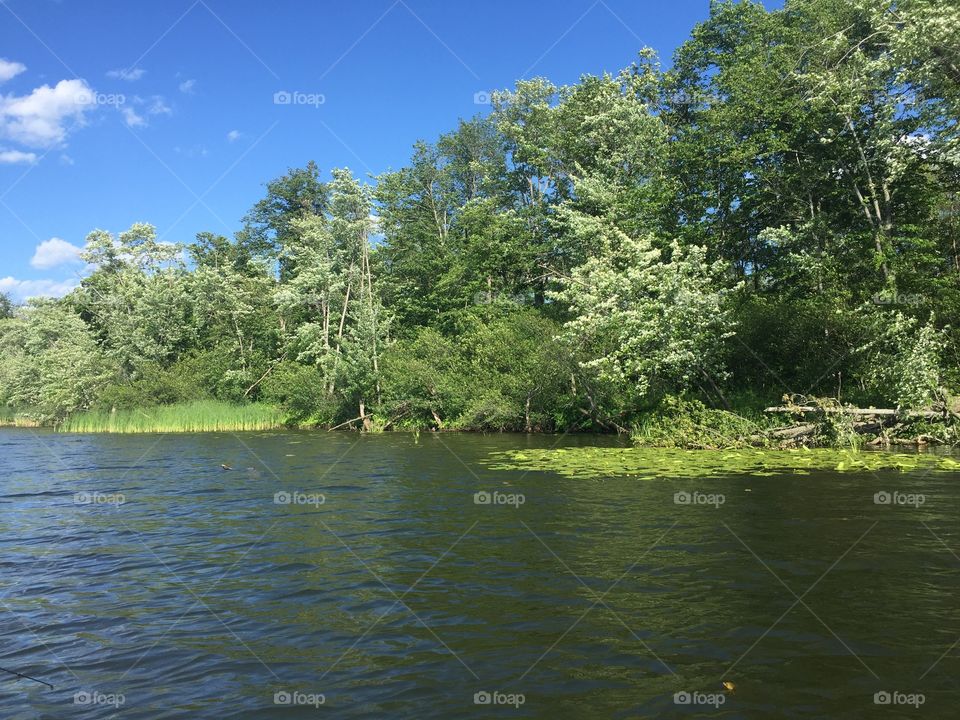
[0,300,116,421]
[240,160,329,277]
[0,292,14,319]
[554,183,735,408]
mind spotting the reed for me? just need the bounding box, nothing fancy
[59,401,286,433]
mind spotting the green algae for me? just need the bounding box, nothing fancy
[486,446,960,480]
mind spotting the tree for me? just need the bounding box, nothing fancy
[240,160,329,277]
[0,292,14,319]
[328,169,390,425]
[375,119,510,330]
[554,175,735,408]
[272,168,389,425]
[75,224,192,377]
[0,300,116,421]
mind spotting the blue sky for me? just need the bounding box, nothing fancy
[0,0,759,301]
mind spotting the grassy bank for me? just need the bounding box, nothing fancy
[59,401,286,433]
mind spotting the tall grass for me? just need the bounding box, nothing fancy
[59,401,286,433]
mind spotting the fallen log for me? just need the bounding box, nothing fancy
[767,423,818,439]
[764,406,946,419]
[328,413,373,431]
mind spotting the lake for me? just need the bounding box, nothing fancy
[1,429,958,718]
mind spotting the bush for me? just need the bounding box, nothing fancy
[632,396,766,449]
[379,328,469,428]
[97,362,206,409]
[260,361,336,426]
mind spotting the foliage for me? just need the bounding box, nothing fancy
[260,361,337,426]
[2,0,959,441]
[0,293,14,319]
[555,227,734,406]
[0,301,116,422]
[856,311,949,409]
[632,396,768,449]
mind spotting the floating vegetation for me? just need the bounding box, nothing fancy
[59,401,286,434]
[485,446,960,480]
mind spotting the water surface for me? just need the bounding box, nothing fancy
[1,429,958,718]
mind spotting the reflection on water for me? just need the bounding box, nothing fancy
[1,429,959,718]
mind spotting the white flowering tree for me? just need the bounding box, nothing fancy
[554,177,735,405]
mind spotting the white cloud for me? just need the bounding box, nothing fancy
[122,106,145,127]
[121,95,171,128]
[106,67,145,81]
[226,129,242,143]
[179,79,196,94]
[0,276,79,302]
[0,78,95,147]
[147,96,171,115]
[0,149,36,164]
[59,153,74,165]
[0,59,26,84]
[30,237,83,269]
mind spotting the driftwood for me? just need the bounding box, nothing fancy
[764,406,946,419]
[760,401,957,447]
[328,413,373,432]
[767,423,818,439]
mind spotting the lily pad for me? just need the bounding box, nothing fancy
[484,446,960,480]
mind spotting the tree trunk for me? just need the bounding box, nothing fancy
[360,399,372,432]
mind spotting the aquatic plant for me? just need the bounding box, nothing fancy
[58,401,285,433]
[485,446,960,480]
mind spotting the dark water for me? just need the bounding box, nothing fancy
[1,429,959,718]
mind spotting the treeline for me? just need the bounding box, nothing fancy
[1,0,959,432]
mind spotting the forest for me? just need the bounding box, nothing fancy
[1,0,958,446]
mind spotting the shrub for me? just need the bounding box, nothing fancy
[260,361,336,426]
